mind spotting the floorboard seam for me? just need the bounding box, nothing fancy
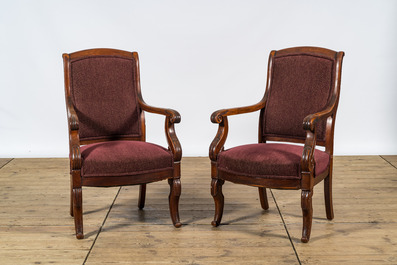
[270,189,302,265]
[380,155,397,170]
[83,186,122,265]
[0,158,14,169]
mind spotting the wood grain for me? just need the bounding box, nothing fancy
[0,156,396,264]
[0,158,12,168]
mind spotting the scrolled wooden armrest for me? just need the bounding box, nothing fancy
[138,99,182,161]
[210,99,266,161]
[211,100,266,124]
[300,104,335,183]
[303,109,332,132]
[139,101,181,124]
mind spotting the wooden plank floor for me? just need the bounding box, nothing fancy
[0,156,396,264]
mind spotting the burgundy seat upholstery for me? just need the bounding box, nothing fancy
[63,48,182,239]
[209,47,344,243]
[218,144,329,180]
[80,141,173,178]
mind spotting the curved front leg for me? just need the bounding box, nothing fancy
[168,178,182,228]
[211,178,225,227]
[73,188,84,239]
[301,189,313,243]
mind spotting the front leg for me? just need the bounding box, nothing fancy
[73,187,84,239]
[211,178,225,227]
[168,178,182,228]
[301,189,313,243]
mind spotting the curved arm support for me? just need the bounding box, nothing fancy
[210,99,266,124]
[209,98,266,161]
[301,94,338,183]
[301,130,316,173]
[165,116,182,162]
[301,95,338,186]
[138,99,182,162]
[301,129,316,190]
[209,99,266,161]
[209,116,229,161]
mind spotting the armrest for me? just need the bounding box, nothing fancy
[139,100,181,124]
[211,99,266,123]
[138,99,182,162]
[300,100,337,187]
[209,99,266,161]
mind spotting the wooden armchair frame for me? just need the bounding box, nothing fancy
[209,47,344,243]
[63,49,182,239]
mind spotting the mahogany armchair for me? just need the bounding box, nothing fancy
[63,48,182,239]
[209,47,344,243]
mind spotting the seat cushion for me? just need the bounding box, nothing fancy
[217,143,329,179]
[80,141,173,177]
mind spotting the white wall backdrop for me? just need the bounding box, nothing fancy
[1,0,396,157]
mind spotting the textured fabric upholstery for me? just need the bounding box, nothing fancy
[80,141,173,177]
[70,56,141,141]
[217,143,329,179]
[263,54,334,142]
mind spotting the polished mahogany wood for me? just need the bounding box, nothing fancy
[63,48,182,239]
[209,46,344,243]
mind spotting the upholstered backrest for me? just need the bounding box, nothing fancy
[262,48,338,143]
[67,50,142,142]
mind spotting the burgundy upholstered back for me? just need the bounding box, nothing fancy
[69,54,142,141]
[263,50,336,142]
